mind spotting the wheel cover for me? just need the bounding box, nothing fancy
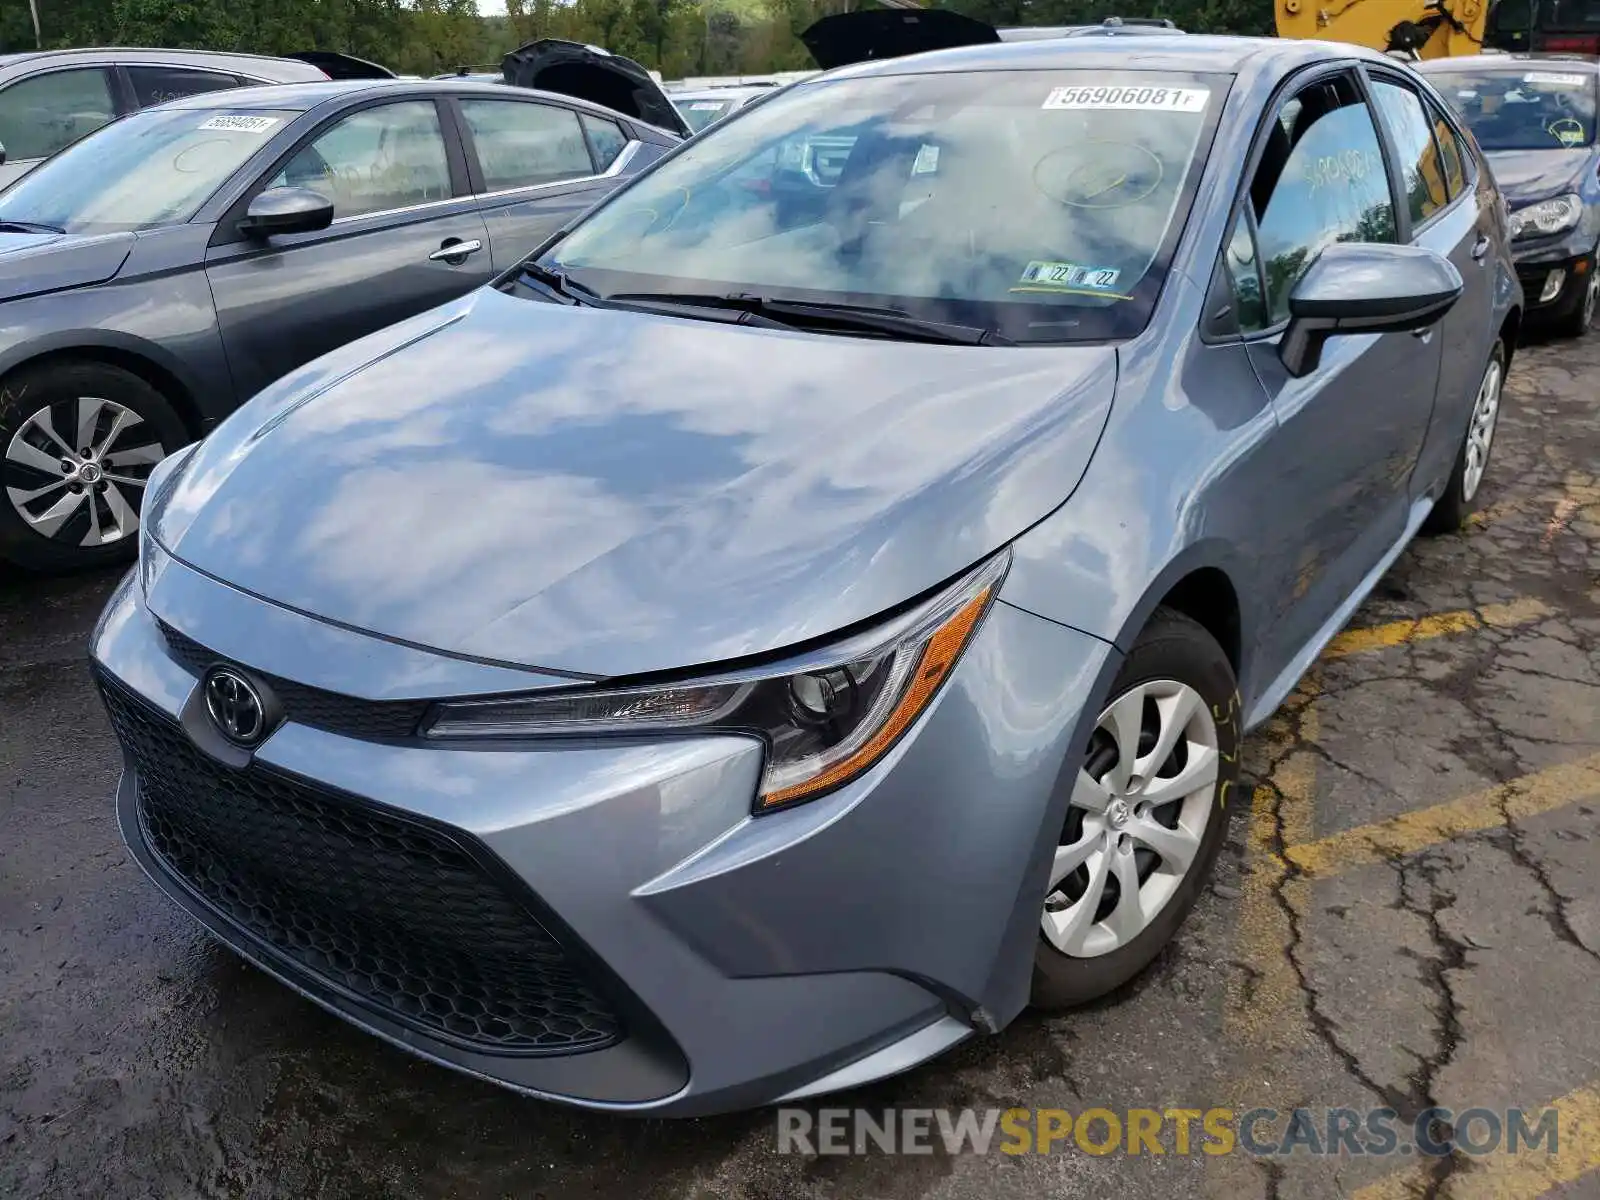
[1584,271,1598,330]
[4,396,167,547]
[1040,678,1220,959]
[1461,358,1502,504]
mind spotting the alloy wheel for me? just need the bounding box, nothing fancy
[4,397,167,548]
[1461,357,1502,504]
[1041,678,1220,959]
[1584,271,1599,331]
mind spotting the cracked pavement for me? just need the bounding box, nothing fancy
[3,331,1599,1199]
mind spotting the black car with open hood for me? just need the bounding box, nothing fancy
[502,39,692,137]
[287,51,397,80]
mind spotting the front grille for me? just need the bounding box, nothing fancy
[158,621,430,741]
[99,673,623,1056]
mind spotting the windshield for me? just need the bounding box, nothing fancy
[1545,0,1600,30]
[1428,68,1597,149]
[0,107,292,234]
[678,97,738,132]
[547,69,1226,343]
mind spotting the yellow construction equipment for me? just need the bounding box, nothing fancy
[1276,0,1600,59]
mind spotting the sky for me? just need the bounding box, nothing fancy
[476,0,508,14]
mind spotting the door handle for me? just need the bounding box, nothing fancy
[429,238,483,263]
[1471,235,1491,262]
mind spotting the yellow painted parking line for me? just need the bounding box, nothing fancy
[1286,753,1600,879]
[1323,598,1552,660]
[1351,1082,1600,1200]
[1224,594,1556,1068]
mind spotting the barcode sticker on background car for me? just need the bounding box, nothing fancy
[1524,72,1587,88]
[1019,260,1121,289]
[1042,85,1209,112]
[688,102,722,111]
[198,114,281,134]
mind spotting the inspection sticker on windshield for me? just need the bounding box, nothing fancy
[1042,84,1208,112]
[688,101,723,111]
[198,114,281,134]
[1524,72,1588,88]
[1019,260,1121,290]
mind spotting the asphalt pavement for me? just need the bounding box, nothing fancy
[2,332,1598,1199]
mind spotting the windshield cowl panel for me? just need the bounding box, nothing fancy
[546,69,1230,345]
[0,108,296,236]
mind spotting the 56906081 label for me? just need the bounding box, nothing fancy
[1042,85,1209,112]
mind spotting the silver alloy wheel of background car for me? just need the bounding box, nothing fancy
[4,397,166,547]
[1583,269,1599,331]
[1041,678,1219,959]
[1461,354,1502,504]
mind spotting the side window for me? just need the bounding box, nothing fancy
[460,99,592,191]
[126,66,241,110]
[1223,213,1267,332]
[0,68,116,161]
[1248,75,1397,325]
[269,101,451,220]
[580,113,628,171]
[1425,100,1468,197]
[1370,79,1450,225]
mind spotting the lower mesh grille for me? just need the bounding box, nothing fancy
[99,672,622,1056]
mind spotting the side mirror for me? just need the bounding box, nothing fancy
[1279,242,1463,377]
[237,186,334,239]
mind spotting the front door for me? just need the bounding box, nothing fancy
[205,98,494,402]
[1229,70,1445,679]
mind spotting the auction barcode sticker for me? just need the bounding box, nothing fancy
[1042,85,1208,112]
[1524,72,1587,88]
[198,114,281,134]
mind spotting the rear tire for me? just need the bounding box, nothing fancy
[0,361,186,572]
[1030,607,1241,1010]
[1421,341,1505,536]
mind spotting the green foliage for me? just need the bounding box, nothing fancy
[0,0,1276,76]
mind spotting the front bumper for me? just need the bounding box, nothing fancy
[92,555,1115,1114]
[1512,236,1594,312]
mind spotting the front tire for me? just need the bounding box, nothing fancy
[1031,607,1241,1010]
[1421,341,1504,536]
[0,361,185,572]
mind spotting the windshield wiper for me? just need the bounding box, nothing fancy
[515,260,601,306]
[604,291,1012,345]
[0,219,65,234]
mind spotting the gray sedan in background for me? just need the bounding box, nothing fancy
[0,72,678,570]
[93,35,1518,1113]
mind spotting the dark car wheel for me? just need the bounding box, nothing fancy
[0,362,185,572]
[1552,260,1599,339]
[1031,607,1241,1010]
[1421,340,1505,537]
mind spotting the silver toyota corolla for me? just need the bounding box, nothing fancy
[92,34,1520,1114]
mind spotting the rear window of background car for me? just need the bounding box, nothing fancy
[0,67,116,161]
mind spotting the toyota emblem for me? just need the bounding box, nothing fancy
[204,667,267,746]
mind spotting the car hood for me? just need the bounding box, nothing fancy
[801,9,1001,69]
[1485,148,1594,204]
[502,39,691,138]
[287,50,396,79]
[0,229,133,302]
[154,289,1116,679]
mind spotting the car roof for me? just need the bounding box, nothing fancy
[1416,53,1600,73]
[825,33,1385,79]
[0,46,322,79]
[152,77,653,124]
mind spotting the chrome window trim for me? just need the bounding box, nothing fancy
[330,193,473,226]
[472,138,640,202]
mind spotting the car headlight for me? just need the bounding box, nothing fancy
[425,552,1008,811]
[1509,193,1582,240]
